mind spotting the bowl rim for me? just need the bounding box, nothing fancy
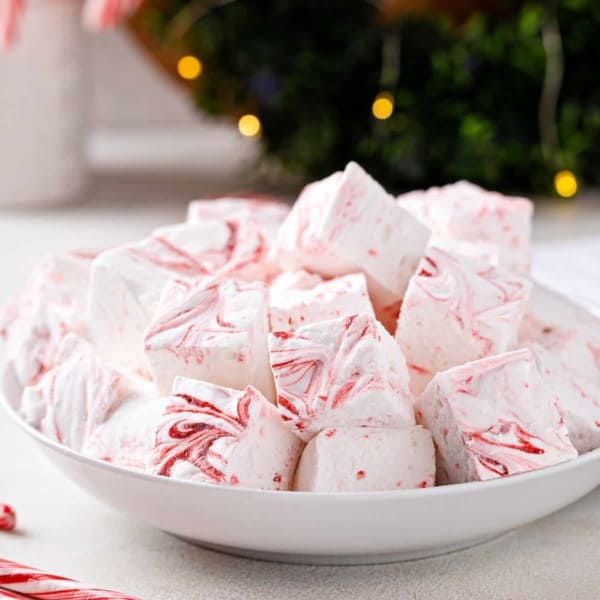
[5,393,600,503]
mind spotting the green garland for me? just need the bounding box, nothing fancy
[139,0,600,193]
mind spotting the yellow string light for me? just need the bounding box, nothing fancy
[372,92,394,120]
[177,56,203,80]
[238,114,261,137]
[554,170,578,198]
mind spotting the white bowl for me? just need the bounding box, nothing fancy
[5,398,600,565]
[5,282,600,564]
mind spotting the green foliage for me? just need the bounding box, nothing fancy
[140,0,600,192]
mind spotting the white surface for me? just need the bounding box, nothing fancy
[0,176,599,596]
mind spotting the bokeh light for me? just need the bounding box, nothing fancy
[554,170,578,198]
[372,92,394,120]
[177,56,203,80]
[238,114,262,137]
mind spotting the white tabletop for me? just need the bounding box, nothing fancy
[2,175,600,599]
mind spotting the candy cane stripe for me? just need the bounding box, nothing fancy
[0,0,24,49]
[0,559,141,600]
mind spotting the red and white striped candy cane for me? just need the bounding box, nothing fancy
[82,0,143,30]
[0,0,24,49]
[0,505,16,532]
[0,558,142,599]
[0,590,25,598]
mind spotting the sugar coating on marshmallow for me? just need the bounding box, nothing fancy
[144,276,274,401]
[395,247,531,396]
[398,181,533,274]
[294,426,435,492]
[269,270,374,332]
[21,333,124,451]
[187,196,289,240]
[417,349,577,484]
[270,313,414,442]
[82,394,168,471]
[149,377,304,490]
[271,162,431,312]
[0,251,95,408]
[529,330,600,453]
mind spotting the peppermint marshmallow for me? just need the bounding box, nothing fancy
[417,349,577,484]
[294,426,435,492]
[270,313,414,442]
[82,394,168,471]
[187,196,289,240]
[398,181,533,274]
[529,330,600,453]
[271,162,431,320]
[149,377,304,490]
[88,221,276,374]
[269,270,374,332]
[0,251,95,408]
[21,334,124,451]
[144,276,275,401]
[395,247,531,396]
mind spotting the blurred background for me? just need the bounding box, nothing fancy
[1,0,600,211]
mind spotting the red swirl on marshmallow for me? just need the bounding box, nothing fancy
[270,313,414,441]
[0,251,95,407]
[396,247,531,396]
[270,162,430,329]
[144,276,274,401]
[88,221,278,374]
[21,334,124,451]
[417,349,577,483]
[150,377,303,489]
[398,181,533,275]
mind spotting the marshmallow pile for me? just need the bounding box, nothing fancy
[2,164,599,493]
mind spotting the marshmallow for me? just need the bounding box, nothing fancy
[429,239,500,272]
[294,426,436,492]
[271,162,431,317]
[88,221,277,375]
[519,282,600,352]
[417,349,577,484]
[0,251,94,408]
[82,394,168,471]
[270,313,414,442]
[269,270,374,332]
[187,196,289,240]
[144,276,275,401]
[398,181,533,274]
[395,247,531,396]
[529,330,600,453]
[22,334,125,451]
[149,377,304,490]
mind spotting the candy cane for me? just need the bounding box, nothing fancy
[0,559,142,599]
[0,505,16,532]
[0,0,24,49]
[0,590,25,599]
[82,0,143,31]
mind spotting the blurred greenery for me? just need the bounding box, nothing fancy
[139,0,600,193]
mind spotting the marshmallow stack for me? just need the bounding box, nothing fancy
[3,162,596,494]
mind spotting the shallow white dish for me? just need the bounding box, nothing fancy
[4,398,600,565]
[4,283,600,565]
